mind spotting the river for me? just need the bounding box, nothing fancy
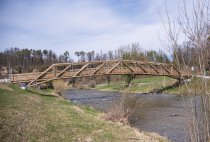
[64,89,200,142]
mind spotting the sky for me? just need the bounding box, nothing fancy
[0,0,189,56]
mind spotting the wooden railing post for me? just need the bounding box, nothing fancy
[53,66,56,77]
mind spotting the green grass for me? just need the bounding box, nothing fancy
[95,83,124,91]
[164,77,210,94]
[95,76,177,93]
[131,76,174,84]
[0,84,166,142]
[94,76,210,95]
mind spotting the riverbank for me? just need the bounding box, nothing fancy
[0,83,167,142]
[90,76,210,95]
[85,76,177,94]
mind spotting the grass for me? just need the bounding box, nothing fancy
[96,76,210,95]
[95,76,177,93]
[94,76,210,95]
[0,83,167,142]
[131,76,174,84]
[164,77,210,94]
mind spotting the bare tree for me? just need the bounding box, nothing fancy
[107,50,114,60]
[161,0,210,141]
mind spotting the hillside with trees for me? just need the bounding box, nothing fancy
[0,43,170,77]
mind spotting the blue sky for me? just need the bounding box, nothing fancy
[0,0,189,55]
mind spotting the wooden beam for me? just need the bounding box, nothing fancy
[29,79,53,87]
[53,66,56,77]
[136,63,147,73]
[171,64,181,76]
[106,60,121,74]
[73,63,90,77]
[27,64,55,87]
[55,64,72,78]
[91,62,105,76]
[29,65,72,87]
[122,61,135,73]
[149,64,159,73]
[160,64,171,74]
[53,63,72,66]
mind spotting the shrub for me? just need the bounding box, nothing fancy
[104,94,138,125]
[88,80,96,88]
[52,80,66,96]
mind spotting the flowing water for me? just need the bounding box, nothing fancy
[64,89,200,142]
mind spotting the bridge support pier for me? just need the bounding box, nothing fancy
[106,76,110,85]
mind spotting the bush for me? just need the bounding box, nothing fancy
[104,94,138,125]
[52,80,66,96]
[88,80,96,88]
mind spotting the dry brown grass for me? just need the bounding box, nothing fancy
[104,94,138,125]
[88,80,96,88]
[0,83,13,91]
[52,80,67,96]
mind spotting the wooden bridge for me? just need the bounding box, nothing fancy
[10,60,192,87]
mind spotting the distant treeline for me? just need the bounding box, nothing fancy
[0,43,171,73]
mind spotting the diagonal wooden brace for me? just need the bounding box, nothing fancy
[91,62,105,76]
[73,63,90,77]
[122,61,135,73]
[27,64,55,87]
[160,64,171,74]
[137,63,147,73]
[106,60,122,74]
[29,64,72,87]
[149,64,159,73]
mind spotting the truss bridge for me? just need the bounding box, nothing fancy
[10,60,192,87]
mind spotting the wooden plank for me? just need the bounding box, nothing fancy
[106,60,121,74]
[73,63,90,77]
[171,64,181,76]
[27,64,55,87]
[29,65,72,87]
[149,64,159,73]
[53,63,71,66]
[55,64,72,78]
[91,62,105,76]
[136,63,148,73]
[122,61,135,73]
[160,64,171,74]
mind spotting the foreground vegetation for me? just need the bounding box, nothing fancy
[0,83,167,142]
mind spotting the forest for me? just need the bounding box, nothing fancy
[0,43,170,74]
[0,40,209,77]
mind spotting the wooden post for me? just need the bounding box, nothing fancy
[53,66,56,77]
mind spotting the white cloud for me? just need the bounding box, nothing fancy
[0,0,192,57]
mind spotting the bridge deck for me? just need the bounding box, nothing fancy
[10,60,192,87]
